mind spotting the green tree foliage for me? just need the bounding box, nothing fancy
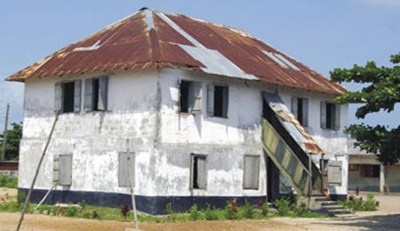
[330,52,400,164]
[0,122,22,160]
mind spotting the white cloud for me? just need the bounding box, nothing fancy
[359,0,400,7]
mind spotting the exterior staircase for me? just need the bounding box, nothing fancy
[303,196,353,216]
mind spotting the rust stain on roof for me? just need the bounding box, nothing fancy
[6,8,346,96]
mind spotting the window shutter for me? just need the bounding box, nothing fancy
[74,80,81,112]
[243,156,260,189]
[84,79,93,111]
[335,104,341,130]
[177,79,181,112]
[222,86,229,117]
[98,76,108,111]
[54,83,62,112]
[291,97,298,118]
[196,157,207,189]
[302,98,309,127]
[207,84,215,116]
[191,81,202,114]
[320,102,327,129]
[118,152,135,187]
[327,161,342,185]
[59,155,73,186]
[53,155,60,183]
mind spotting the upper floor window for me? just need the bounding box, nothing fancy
[84,76,108,111]
[55,80,81,113]
[179,80,202,114]
[291,97,309,127]
[207,84,229,118]
[321,102,340,130]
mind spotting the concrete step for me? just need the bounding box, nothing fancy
[326,208,353,216]
[321,201,337,206]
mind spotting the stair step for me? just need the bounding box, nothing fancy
[321,201,337,206]
[327,208,353,215]
[312,196,330,202]
[322,205,343,210]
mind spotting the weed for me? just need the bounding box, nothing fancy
[65,206,79,217]
[120,204,130,219]
[239,200,256,219]
[188,204,201,220]
[261,201,269,217]
[0,174,18,188]
[225,198,238,220]
[274,197,291,216]
[339,194,378,212]
[204,204,219,220]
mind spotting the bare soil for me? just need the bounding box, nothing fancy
[1,190,400,231]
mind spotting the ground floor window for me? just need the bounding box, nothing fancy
[53,154,73,186]
[360,165,380,178]
[118,152,135,187]
[243,155,260,190]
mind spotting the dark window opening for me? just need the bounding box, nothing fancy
[326,103,336,129]
[63,82,75,113]
[192,155,207,189]
[297,99,304,124]
[180,80,190,113]
[92,79,100,111]
[360,165,380,178]
[213,85,228,117]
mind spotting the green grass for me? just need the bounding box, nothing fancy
[0,174,18,188]
[338,194,379,212]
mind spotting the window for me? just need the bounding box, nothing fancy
[207,84,228,118]
[53,154,73,186]
[118,152,135,187]
[360,165,379,178]
[84,76,109,111]
[54,80,81,113]
[320,102,340,130]
[179,80,202,114]
[291,97,309,127]
[191,154,207,189]
[243,155,260,189]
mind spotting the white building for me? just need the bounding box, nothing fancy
[7,8,348,214]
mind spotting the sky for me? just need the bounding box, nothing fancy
[0,0,399,131]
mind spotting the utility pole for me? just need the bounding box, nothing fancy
[1,103,9,161]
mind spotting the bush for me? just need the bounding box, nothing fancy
[239,200,256,219]
[338,194,379,212]
[204,204,219,220]
[225,199,239,220]
[189,204,201,220]
[65,206,79,217]
[0,174,17,188]
[261,201,269,217]
[274,197,292,216]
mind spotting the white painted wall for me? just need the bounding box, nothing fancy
[19,67,349,199]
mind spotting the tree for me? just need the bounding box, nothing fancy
[0,122,23,161]
[330,52,400,165]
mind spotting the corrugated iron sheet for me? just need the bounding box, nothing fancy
[6,8,346,96]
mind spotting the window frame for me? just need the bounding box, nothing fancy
[178,79,202,114]
[84,76,109,112]
[207,84,229,118]
[291,96,309,127]
[320,101,341,130]
[55,80,82,113]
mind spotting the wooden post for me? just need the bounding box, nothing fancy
[1,103,9,161]
[16,112,59,231]
[126,138,139,231]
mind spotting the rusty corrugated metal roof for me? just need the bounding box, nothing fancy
[6,8,346,96]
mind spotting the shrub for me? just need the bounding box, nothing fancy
[239,200,256,219]
[204,204,219,220]
[65,206,79,217]
[225,198,239,220]
[362,194,378,211]
[338,194,379,212]
[294,202,306,216]
[261,201,269,217]
[0,174,18,188]
[189,204,201,220]
[274,197,291,216]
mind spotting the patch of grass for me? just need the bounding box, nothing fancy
[0,175,18,188]
[274,197,292,216]
[238,200,256,219]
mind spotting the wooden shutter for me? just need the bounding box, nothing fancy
[222,86,229,117]
[207,84,215,116]
[84,79,93,111]
[335,104,341,130]
[53,155,60,183]
[243,155,260,189]
[59,154,73,186]
[118,152,135,187]
[302,98,309,127]
[54,82,62,112]
[320,102,327,129]
[191,81,202,114]
[291,97,298,118]
[196,156,207,189]
[98,76,108,111]
[327,160,342,185]
[74,80,81,112]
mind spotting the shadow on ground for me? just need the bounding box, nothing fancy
[313,214,400,230]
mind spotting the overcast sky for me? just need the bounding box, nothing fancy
[1,0,399,131]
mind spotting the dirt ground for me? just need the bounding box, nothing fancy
[1,189,400,231]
